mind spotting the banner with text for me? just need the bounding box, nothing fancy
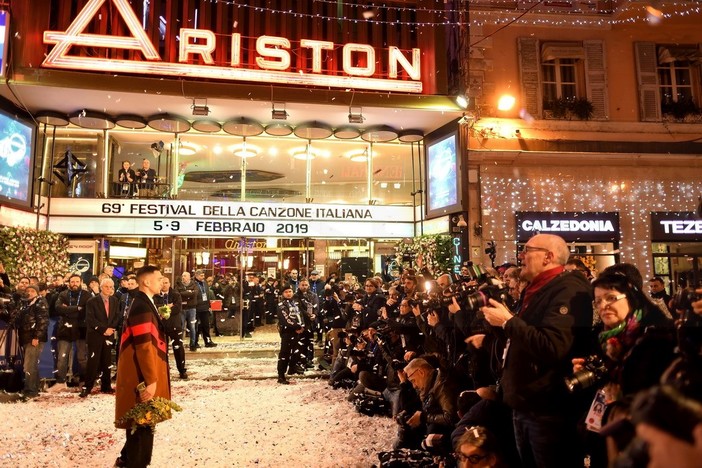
[650,212,702,242]
[49,199,414,238]
[516,211,620,243]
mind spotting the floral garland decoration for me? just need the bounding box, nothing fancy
[394,234,454,276]
[0,226,70,285]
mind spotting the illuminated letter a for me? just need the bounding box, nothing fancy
[43,0,161,68]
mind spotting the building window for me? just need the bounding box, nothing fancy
[519,38,607,120]
[542,58,580,112]
[657,46,699,117]
[636,42,701,121]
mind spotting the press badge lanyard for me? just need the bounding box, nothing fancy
[70,291,82,307]
[197,281,207,301]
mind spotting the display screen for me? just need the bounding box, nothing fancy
[0,11,8,77]
[426,132,459,215]
[0,108,35,207]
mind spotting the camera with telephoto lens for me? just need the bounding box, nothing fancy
[439,263,514,313]
[564,355,609,393]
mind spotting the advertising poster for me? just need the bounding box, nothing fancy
[0,110,34,206]
[427,133,458,213]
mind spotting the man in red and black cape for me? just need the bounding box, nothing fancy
[114,265,171,468]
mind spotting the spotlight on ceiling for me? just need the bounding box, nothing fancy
[272,102,288,120]
[348,106,365,124]
[362,5,377,19]
[191,98,210,116]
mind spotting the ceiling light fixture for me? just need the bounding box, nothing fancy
[179,141,198,156]
[230,143,261,158]
[348,105,365,124]
[272,102,288,120]
[191,98,210,116]
[346,148,374,163]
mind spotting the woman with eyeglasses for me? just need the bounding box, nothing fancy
[572,272,675,464]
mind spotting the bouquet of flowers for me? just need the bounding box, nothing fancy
[157,305,171,320]
[116,382,182,434]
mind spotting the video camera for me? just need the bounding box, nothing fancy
[0,294,17,325]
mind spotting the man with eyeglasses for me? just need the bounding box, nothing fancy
[396,357,458,452]
[481,234,593,468]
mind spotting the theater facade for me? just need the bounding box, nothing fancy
[0,0,468,280]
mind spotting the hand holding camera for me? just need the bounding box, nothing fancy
[481,298,513,328]
[427,311,439,327]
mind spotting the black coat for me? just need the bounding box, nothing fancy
[176,280,198,309]
[360,292,386,330]
[153,288,183,333]
[501,271,593,413]
[277,298,303,334]
[85,294,122,345]
[194,279,211,313]
[17,297,49,345]
[585,305,675,398]
[55,288,90,341]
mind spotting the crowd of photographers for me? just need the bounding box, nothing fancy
[277,233,702,468]
[3,230,702,467]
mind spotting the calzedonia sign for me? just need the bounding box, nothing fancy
[48,199,414,238]
[42,0,422,93]
[516,212,620,243]
[651,212,702,242]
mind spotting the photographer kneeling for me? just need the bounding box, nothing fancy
[570,272,675,463]
[393,357,458,453]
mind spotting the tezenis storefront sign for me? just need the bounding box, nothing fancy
[516,212,620,243]
[651,212,702,242]
[42,0,422,93]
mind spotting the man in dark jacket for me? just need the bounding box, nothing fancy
[294,279,319,367]
[54,274,90,388]
[482,233,593,468]
[17,284,49,398]
[396,357,458,450]
[176,271,198,351]
[193,270,216,348]
[276,284,304,384]
[81,278,121,397]
[154,276,187,379]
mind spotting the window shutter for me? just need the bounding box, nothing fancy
[634,42,661,121]
[584,40,608,120]
[518,37,541,118]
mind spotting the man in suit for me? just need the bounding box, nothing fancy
[80,278,121,397]
[154,276,187,379]
[115,265,171,468]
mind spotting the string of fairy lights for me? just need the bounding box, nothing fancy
[479,166,702,281]
[194,1,702,27]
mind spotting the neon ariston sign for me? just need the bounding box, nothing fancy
[42,0,423,93]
